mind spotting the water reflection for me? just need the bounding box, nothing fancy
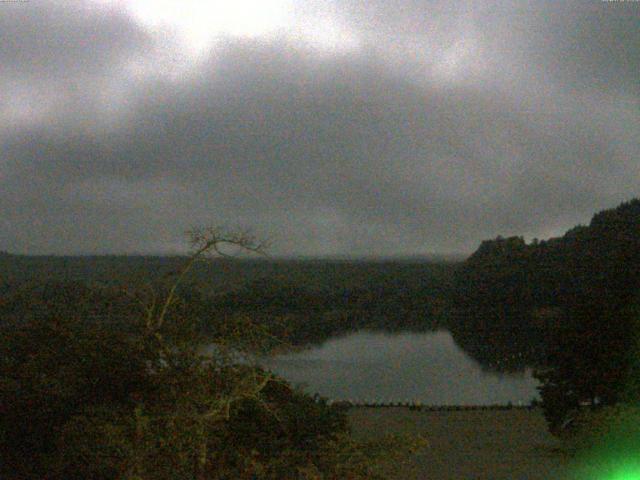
[260,330,540,404]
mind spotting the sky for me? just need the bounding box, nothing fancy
[1,0,639,257]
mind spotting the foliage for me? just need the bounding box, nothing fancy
[0,282,152,478]
[567,403,640,452]
[453,198,640,432]
[0,228,425,479]
[0,253,455,353]
[534,300,639,436]
[560,403,640,478]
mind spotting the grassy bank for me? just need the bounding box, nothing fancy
[348,407,572,480]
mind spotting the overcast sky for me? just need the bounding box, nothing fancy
[2,0,638,256]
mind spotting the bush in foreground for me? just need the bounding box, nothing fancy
[0,229,426,479]
[563,403,640,478]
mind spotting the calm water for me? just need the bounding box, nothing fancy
[259,330,540,405]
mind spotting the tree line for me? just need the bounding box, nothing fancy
[451,198,640,433]
[0,229,426,479]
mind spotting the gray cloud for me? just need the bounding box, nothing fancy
[0,1,150,79]
[1,1,638,256]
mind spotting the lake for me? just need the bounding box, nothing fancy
[259,330,540,405]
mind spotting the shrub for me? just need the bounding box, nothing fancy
[0,229,425,479]
[564,403,640,478]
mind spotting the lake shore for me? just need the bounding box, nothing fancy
[348,407,574,480]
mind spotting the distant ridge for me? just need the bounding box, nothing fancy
[0,252,465,263]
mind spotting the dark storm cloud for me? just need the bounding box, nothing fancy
[1,1,638,255]
[0,1,150,80]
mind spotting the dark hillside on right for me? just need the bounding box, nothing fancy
[450,198,640,433]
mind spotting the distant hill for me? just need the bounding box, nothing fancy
[0,254,458,292]
[5,199,639,373]
[0,253,458,350]
[455,197,640,309]
[450,198,640,371]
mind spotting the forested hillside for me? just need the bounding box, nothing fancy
[452,198,640,431]
[3,199,639,380]
[0,255,457,351]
